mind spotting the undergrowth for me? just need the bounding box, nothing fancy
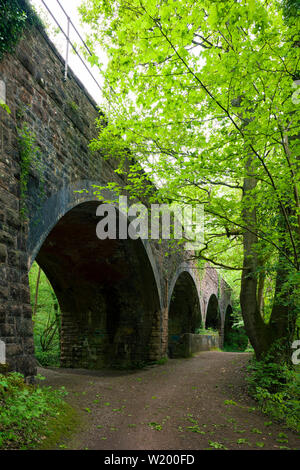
[223,327,249,352]
[0,372,75,449]
[35,350,60,368]
[246,358,300,433]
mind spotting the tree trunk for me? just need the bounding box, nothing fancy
[240,162,273,359]
[240,170,298,362]
[257,270,265,317]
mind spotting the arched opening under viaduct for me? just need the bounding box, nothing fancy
[168,271,202,357]
[205,294,221,332]
[223,304,248,352]
[29,201,162,369]
[29,262,61,367]
[223,305,234,346]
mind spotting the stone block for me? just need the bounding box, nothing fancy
[0,230,14,246]
[0,243,7,263]
[0,286,9,300]
[6,343,23,357]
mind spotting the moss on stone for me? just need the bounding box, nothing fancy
[37,402,81,450]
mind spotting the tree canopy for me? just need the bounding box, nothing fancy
[79,0,300,362]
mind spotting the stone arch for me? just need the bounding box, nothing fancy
[168,268,202,357]
[223,304,248,351]
[28,180,163,309]
[28,182,163,368]
[205,294,221,331]
[167,263,201,311]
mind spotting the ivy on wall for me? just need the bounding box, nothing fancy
[0,0,27,60]
[17,123,45,220]
[0,0,46,220]
[0,0,43,61]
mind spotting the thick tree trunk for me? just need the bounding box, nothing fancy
[240,172,272,360]
[257,271,265,317]
[240,169,298,362]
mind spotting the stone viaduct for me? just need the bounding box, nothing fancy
[0,4,233,378]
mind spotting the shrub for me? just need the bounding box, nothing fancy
[223,327,249,352]
[246,358,300,432]
[35,350,60,368]
[0,0,27,60]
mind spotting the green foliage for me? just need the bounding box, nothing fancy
[29,262,60,366]
[154,357,168,365]
[224,399,238,406]
[35,350,60,368]
[148,421,162,431]
[195,327,218,335]
[251,427,262,434]
[247,356,293,394]
[186,424,205,434]
[256,441,265,448]
[0,372,27,400]
[68,100,79,112]
[236,438,249,445]
[0,372,68,449]
[0,103,11,114]
[0,0,27,60]
[223,327,249,352]
[17,123,45,220]
[247,358,300,432]
[282,0,300,19]
[208,441,228,450]
[0,0,46,62]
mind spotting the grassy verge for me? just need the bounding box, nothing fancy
[0,372,79,449]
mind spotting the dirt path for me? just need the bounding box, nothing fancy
[38,352,299,450]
